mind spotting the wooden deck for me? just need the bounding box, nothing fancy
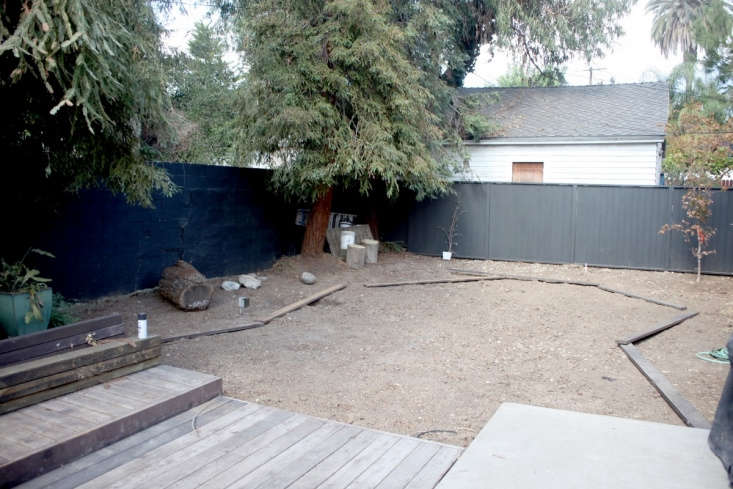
[0,365,222,487]
[18,396,462,489]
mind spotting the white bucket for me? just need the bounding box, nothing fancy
[340,230,356,250]
[442,251,452,260]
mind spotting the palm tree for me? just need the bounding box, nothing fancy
[647,0,704,63]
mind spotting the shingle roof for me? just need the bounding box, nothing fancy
[459,82,669,140]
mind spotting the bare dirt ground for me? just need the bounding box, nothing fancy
[71,252,733,446]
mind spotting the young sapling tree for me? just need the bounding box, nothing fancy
[660,187,716,282]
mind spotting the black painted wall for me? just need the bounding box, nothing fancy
[2,163,302,300]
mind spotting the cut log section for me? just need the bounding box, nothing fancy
[363,239,379,264]
[347,244,366,269]
[158,261,213,311]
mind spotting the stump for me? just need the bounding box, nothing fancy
[346,244,366,269]
[362,239,379,264]
[158,261,213,311]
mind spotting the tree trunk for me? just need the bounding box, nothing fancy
[697,241,702,283]
[367,206,379,241]
[159,260,214,311]
[302,187,334,255]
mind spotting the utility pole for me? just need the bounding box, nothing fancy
[583,66,606,85]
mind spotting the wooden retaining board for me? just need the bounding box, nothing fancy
[619,343,711,429]
[0,337,162,414]
[17,397,462,489]
[0,365,222,487]
[0,314,125,367]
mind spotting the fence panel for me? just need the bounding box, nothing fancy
[405,183,733,275]
[487,184,575,264]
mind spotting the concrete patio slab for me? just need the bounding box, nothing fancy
[437,402,728,489]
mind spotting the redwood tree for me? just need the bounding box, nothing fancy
[233,0,631,254]
[237,0,456,254]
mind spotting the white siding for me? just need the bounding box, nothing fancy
[461,142,660,185]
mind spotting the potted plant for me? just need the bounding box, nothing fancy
[440,200,462,260]
[0,249,54,337]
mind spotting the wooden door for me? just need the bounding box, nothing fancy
[512,162,543,183]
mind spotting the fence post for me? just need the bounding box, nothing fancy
[570,185,579,264]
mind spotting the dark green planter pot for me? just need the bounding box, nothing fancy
[0,288,52,337]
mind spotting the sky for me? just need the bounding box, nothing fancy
[160,1,683,87]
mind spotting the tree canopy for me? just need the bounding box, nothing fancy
[160,22,238,165]
[0,0,176,206]
[226,0,633,253]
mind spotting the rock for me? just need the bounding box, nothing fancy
[300,272,317,285]
[221,280,240,291]
[238,274,262,289]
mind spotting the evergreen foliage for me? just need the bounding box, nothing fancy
[232,0,631,203]
[237,0,457,202]
[0,0,176,207]
[161,22,238,165]
[496,64,567,87]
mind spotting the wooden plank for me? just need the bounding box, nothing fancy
[318,434,402,489]
[343,436,421,488]
[17,397,239,489]
[84,404,278,489]
[136,410,299,489]
[597,285,687,310]
[374,442,441,489]
[449,268,687,310]
[0,314,122,354]
[0,347,160,402]
[512,162,543,183]
[619,343,710,428]
[131,364,218,388]
[196,418,326,489]
[364,277,493,288]
[286,430,381,489]
[0,323,126,367]
[257,283,347,324]
[0,336,160,388]
[235,424,361,489]
[29,396,113,424]
[617,312,699,345]
[70,403,265,488]
[167,412,313,489]
[0,358,161,415]
[162,322,265,343]
[404,446,462,489]
[0,366,221,487]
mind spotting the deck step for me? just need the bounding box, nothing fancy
[16,398,461,489]
[0,365,222,487]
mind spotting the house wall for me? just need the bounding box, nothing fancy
[462,142,661,185]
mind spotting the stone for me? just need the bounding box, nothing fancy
[300,272,317,285]
[346,244,366,269]
[362,239,379,264]
[221,280,240,291]
[238,274,262,289]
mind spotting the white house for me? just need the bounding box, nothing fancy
[458,82,669,185]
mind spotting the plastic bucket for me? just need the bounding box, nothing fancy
[340,231,356,250]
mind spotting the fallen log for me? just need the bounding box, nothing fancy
[158,260,214,311]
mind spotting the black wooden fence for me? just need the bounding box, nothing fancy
[1,164,303,300]
[406,183,733,275]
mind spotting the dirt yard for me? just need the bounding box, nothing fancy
[70,252,733,446]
